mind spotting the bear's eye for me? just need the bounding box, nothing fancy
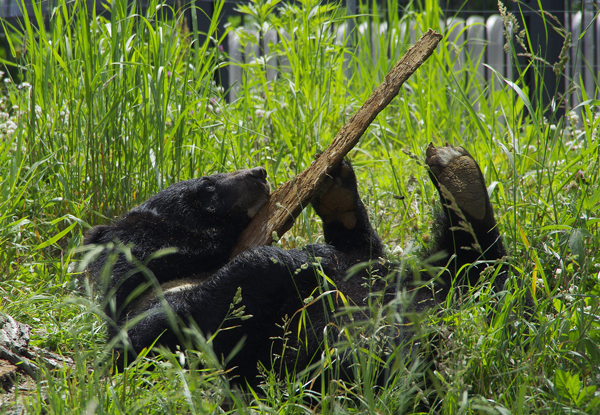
[195,178,216,195]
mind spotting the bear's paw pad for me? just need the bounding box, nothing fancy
[426,143,487,221]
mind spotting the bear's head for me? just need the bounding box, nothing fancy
[83,166,271,285]
[126,166,270,232]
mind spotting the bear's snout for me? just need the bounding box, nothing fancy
[246,166,267,181]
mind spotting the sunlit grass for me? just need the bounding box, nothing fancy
[0,0,599,413]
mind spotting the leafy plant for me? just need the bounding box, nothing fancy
[0,0,599,413]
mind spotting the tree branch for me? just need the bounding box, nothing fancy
[231,29,442,258]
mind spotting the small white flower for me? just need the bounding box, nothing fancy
[568,110,579,123]
[391,245,403,256]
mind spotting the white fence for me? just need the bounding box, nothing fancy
[566,11,599,109]
[226,12,599,111]
[0,0,23,18]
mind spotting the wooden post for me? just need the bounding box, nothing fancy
[231,29,443,258]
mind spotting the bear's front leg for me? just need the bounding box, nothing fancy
[311,160,384,259]
[425,143,507,288]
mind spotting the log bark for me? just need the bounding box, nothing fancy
[231,29,442,258]
[0,313,74,381]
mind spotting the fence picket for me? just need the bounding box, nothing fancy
[466,15,485,99]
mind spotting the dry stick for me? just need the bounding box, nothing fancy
[231,29,443,258]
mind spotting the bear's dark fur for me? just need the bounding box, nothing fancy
[85,167,270,317]
[84,145,507,386]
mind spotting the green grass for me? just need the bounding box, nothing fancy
[1,0,599,413]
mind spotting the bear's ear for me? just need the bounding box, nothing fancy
[83,225,111,245]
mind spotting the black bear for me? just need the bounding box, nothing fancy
[84,144,507,386]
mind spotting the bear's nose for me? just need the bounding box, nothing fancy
[248,166,267,181]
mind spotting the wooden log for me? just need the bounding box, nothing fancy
[0,313,74,379]
[231,29,443,258]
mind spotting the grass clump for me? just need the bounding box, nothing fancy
[0,0,599,413]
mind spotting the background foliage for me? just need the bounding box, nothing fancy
[0,0,599,413]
